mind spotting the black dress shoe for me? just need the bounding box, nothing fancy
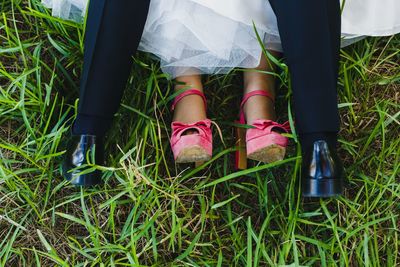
[62,134,104,186]
[302,140,344,197]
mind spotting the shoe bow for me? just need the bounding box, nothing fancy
[171,119,212,139]
[251,119,291,134]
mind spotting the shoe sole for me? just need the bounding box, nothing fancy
[247,144,286,164]
[302,178,343,198]
[176,145,211,164]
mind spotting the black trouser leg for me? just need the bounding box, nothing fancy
[73,0,150,136]
[268,0,341,140]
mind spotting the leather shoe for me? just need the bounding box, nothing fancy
[302,140,344,197]
[62,134,104,186]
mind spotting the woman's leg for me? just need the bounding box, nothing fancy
[171,74,212,163]
[243,51,280,124]
[173,74,207,124]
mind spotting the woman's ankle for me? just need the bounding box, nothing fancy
[173,94,207,123]
[243,86,276,124]
[173,75,206,123]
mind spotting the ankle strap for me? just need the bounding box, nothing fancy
[239,90,275,123]
[171,89,207,111]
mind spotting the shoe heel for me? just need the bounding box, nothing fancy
[302,178,343,198]
[235,126,247,170]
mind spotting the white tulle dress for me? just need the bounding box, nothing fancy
[43,0,400,78]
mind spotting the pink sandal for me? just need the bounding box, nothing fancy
[236,90,291,169]
[170,89,212,164]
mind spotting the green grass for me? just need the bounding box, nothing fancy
[1,1,399,266]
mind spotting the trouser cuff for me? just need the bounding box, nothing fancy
[72,113,113,137]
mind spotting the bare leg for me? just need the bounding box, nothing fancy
[173,74,207,124]
[171,73,211,164]
[243,51,280,124]
[237,51,284,167]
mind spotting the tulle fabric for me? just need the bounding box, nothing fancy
[42,0,87,22]
[342,0,400,37]
[42,0,400,77]
[139,0,281,77]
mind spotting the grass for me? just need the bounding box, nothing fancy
[1,0,399,266]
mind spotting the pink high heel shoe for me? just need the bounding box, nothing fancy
[170,89,212,164]
[236,90,291,169]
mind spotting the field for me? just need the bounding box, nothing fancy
[0,1,399,266]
